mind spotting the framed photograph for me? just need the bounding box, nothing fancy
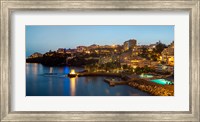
[1,0,199,121]
[26,25,174,96]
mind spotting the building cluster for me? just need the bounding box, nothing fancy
[28,38,174,73]
[123,39,137,51]
[76,44,122,55]
[55,39,138,55]
[53,44,123,57]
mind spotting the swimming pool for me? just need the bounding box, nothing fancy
[150,79,173,85]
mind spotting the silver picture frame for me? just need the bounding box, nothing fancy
[0,0,199,121]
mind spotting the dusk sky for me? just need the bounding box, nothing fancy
[26,25,174,57]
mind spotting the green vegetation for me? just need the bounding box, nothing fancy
[134,66,155,74]
[138,41,166,61]
[155,41,167,54]
[26,51,99,66]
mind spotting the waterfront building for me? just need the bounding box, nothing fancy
[155,64,174,73]
[130,56,156,68]
[123,39,137,51]
[129,39,137,49]
[123,41,129,51]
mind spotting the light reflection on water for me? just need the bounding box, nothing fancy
[26,63,150,96]
[70,77,76,96]
[49,67,53,73]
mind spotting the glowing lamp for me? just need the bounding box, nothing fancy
[70,69,76,75]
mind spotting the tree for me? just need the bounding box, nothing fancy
[155,41,167,54]
[141,46,148,54]
[122,64,128,69]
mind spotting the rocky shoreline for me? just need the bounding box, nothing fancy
[128,79,174,96]
[102,76,174,96]
[73,71,174,96]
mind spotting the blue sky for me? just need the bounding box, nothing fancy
[26,25,174,57]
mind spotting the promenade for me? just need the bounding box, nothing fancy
[68,72,174,96]
[76,72,121,77]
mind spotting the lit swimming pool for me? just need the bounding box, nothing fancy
[140,74,153,78]
[150,79,173,85]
